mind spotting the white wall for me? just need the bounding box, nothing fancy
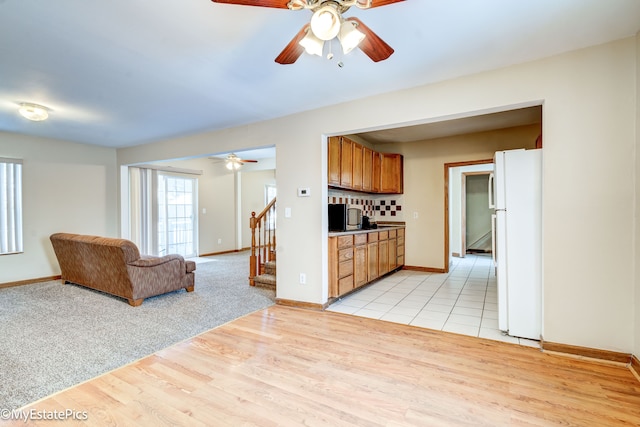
[117,37,637,353]
[0,132,117,283]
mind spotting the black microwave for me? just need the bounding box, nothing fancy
[328,204,362,232]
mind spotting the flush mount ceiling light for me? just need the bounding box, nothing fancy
[18,103,49,121]
[210,0,403,64]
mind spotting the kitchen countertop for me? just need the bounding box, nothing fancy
[328,224,405,237]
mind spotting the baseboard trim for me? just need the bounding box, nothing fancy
[198,249,248,257]
[631,355,640,378]
[276,298,326,311]
[403,265,447,273]
[541,339,632,364]
[0,275,62,289]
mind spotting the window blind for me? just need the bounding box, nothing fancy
[0,158,23,254]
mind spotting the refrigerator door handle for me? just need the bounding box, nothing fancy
[491,213,497,265]
[488,172,495,209]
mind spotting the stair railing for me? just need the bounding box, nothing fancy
[249,197,276,286]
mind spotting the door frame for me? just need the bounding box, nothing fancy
[460,171,492,257]
[443,159,493,273]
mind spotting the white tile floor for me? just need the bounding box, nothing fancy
[327,254,540,348]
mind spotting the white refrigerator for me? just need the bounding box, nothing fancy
[489,148,542,340]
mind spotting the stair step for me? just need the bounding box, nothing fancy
[253,273,276,290]
[264,261,276,275]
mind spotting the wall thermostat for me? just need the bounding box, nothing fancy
[297,187,310,197]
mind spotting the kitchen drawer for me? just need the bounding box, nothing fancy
[397,245,405,256]
[397,228,405,237]
[379,230,389,240]
[397,255,404,266]
[337,235,353,249]
[368,232,378,242]
[338,259,354,278]
[397,236,405,246]
[338,275,354,295]
[338,248,353,263]
[354,234,367,246]
[388,229,397,238]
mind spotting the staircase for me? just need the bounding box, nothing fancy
[253,260,276,290]
[249,197,276,289]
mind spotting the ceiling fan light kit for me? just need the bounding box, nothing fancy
[225,160,243,170]
[299,29,325,56]
[338,19,365,54]
[310,4,341,40]
[211,0,403,64]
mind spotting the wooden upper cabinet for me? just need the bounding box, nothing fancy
[362,147,373,192]
[327,136,402,194]
[380,153,403,194]
[328,136,341,186]
[372,151,381,193]
[340,137,353,188]
[352,141,363,191]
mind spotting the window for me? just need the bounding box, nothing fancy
[0,158,23,254]
[265,184,276,230]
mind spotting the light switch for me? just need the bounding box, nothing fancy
[285,207,292,218]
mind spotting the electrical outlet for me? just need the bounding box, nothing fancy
[299,273,306,285]
[217,238,222,244]
[413,212,419,219]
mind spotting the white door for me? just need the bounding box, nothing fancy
[157,174,198,258]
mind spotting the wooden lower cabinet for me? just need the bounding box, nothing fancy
[354,234,367,287]
[378,240,389,277]
[329,227,405,298]
[367,242,379,282]
[397,228,405,266]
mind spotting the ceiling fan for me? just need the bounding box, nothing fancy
[222,153,258,170]
[211,0,405,64]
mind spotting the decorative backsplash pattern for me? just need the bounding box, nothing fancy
[328,190,404,218]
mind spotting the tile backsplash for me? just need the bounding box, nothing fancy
[328,189,404,220]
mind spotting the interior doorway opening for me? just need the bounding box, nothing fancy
[463,172,493,256]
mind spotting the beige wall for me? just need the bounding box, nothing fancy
[0,132,117,283]
[117,37,637,353]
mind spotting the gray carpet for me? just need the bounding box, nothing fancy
[0,251,275,410]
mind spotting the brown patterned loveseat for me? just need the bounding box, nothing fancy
[50,233,196,306]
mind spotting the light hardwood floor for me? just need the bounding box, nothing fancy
[7,306,640,426]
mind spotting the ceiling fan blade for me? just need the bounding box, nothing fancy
[275,24,309,65]
[239,159,259,163]
[347,17,394,62]
[364,0,405,8]
[211,0,290,8]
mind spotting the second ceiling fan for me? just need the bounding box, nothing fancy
[211,0,405,64]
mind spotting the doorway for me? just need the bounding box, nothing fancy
[445,161,493,270]
[462,173,492,255]
[157,174,198,258]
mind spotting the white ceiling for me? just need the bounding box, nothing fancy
[1,0,639,148]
